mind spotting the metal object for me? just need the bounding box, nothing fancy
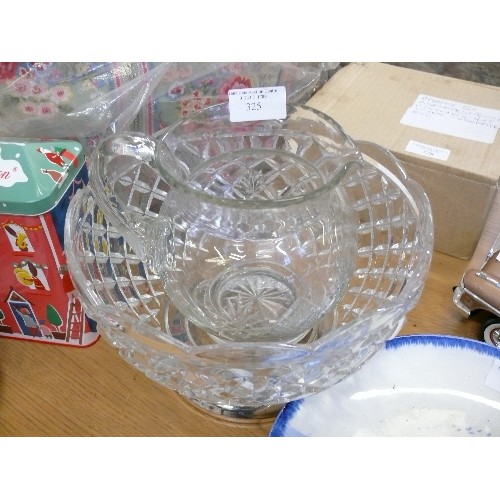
[454,232,500,347]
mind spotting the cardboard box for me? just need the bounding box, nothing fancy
[307,62,500,259]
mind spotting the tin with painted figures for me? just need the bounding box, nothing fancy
[0,138,98,346]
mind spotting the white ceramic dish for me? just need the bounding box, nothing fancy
[270,335,500,437]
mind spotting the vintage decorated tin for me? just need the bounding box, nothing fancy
[0,138,99,346]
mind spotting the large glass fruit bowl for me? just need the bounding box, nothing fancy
[64,139,433,420]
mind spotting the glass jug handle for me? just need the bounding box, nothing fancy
[88,132,161,260]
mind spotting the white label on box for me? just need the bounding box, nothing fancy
[485,358,500,392]
[228,86,287,122]
[401,94,500,144]
[405,140,451,161]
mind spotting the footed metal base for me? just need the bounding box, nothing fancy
[182,395,284,422]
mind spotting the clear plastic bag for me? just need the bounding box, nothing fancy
[130,62,339,134]
[0,62,339,148]
[0,62,170,150]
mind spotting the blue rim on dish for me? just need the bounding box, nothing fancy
[269,334,500,437]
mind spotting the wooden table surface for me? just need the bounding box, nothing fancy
[1,249,486,437]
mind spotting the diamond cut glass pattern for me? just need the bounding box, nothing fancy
[66,104,433,418]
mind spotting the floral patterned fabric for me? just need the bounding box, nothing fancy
[0,62,109,117]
